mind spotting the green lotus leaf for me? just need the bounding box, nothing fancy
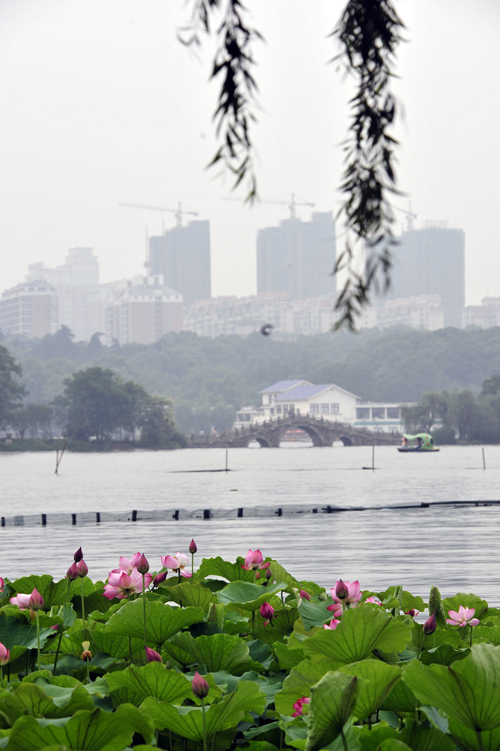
[305,671,359,751]
[411,621,461,651]
[163,582,217,611]
[105,662,193,708]
[245,742,280,751]
[377,741,412,751]
[268,562,299,591]
[302,607,412,664]
[357,721,399,751]
[105,599,204,646]
[420,643,470,666]
[273,642,306,671]
[141,679,266,741]
[163,632,198,667]
[297,600,335,631]
[90,631,144,660]
[339,660,401,721]
[196,557,256,583]
[6,704,153,751]
[470,626,500,647]
[216,581,287,612]
[8,574,94,609]
[401,591,427,614]
[0,613,55,651]
[170,632,254,674]
[398,718,456,751]
[274,659,341,716]
[0,678,94,724]
[380,663,418,714]
[403,644,500,731]
[447,718,500,751]
[442,593,489,621]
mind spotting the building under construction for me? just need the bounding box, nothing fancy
[257,211,336,300]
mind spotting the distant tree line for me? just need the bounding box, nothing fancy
[402,375,500,443]
[3,324,500,436]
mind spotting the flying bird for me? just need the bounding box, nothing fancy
[260,324,274,336]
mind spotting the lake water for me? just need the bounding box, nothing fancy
[1,444,499,604]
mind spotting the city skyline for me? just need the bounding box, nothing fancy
[1,1,499,309]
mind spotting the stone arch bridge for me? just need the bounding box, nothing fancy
[187,414,400,448]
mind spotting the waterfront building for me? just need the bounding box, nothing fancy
[462,297,500,329]
[25,248,100,341]
[0,280,58,338]
[235,380,408,434]
[361,295,445,331]
[257,212,336,299]
[105,275,182,346]
[387,224,465,328]
[149,220,211,306]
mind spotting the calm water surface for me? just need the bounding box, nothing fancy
[1,444,499,603]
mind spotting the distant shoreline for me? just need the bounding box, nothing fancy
[0,438,185,453]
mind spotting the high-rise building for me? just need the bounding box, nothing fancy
[105,275,183,346]
[257,212,336,299]
[149,220,211,306]
[387,224,465,328]
[26,248,100,341]
[0,280,58,338]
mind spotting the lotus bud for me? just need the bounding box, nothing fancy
[423,612,436,636]
[74,547,83,562]
[318,592,327,602]
[136,554,149,575]
[265,569,273,580]
[299,589,311,601]
[77,560,88,578]
[192,671,210,699]
[0,642,10,666]
[66,562,79,580]
[189,539,197,554]
[28,588,44,611]
[81,641,92,661]
[260,602,275,620]
[145,647,162,663]
[405,609,419,618]
[153,571,168,587]
[335,580,349,600]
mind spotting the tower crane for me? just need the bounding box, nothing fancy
[394,202,417,232]
[120,201,199,230]
[221,193,315,220]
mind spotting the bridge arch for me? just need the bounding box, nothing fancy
[246,436,272,448]
[277,423,325,447]
[336,435,354,447]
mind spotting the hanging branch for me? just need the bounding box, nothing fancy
[179,0,262,199]
[332,0,405,330]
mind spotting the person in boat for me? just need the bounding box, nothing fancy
[417,436,423,449]
[401,436,408,447]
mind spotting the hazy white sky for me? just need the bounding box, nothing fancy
[1,0,499,305]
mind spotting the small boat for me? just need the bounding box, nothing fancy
[398,433,440,453]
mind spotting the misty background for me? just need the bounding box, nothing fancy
[1,0,499,305]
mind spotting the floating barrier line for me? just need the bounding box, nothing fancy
[1,499,500,528]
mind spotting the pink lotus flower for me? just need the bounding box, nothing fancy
[114,554,142,576]
[365,597,382,606]
[66,563,79,581]
[299,590,311,602]
[423,612,436,636]
[326,602,343,618]
[161,553,192,578]
[10,593,31,610]
[0,643,10,666]
[192,671,210,699]
[28,588,44,611]
[331,580,362,606]
[145,647,162,663]
[0,578,4,592]
[103,568,153,600]
[241,549,271,571]
[446,606,480,627]
[323,619,341,630]
[292,697,310,717]
[405,609,419,617]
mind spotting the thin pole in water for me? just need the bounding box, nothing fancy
[55,441,68,475]
[225,449,229,473]
[55,450,59,475]
[482,447,486,470]
[372,445,375,471]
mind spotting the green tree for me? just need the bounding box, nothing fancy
[58,367,149,441]
[0,345,25,426]
[140,396,177,448]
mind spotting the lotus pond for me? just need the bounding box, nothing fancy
[0,544,498,751]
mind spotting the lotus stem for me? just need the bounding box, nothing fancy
[66,578,71,605]
[142,573,148,661]
[80,577,86,641]
[340,728,348,751]
[53,631,63,675]
[477,730,483,751]
[470,624,473,648]
[251,610,255,640]
[0,666,3,690]
[36,610,41,670]
[129,636,133,665]
[191,553,195,576]
[201,696,208,751]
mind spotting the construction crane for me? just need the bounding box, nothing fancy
[120,201,199,230]
[394,202,417,232]
[222,193,315,221]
